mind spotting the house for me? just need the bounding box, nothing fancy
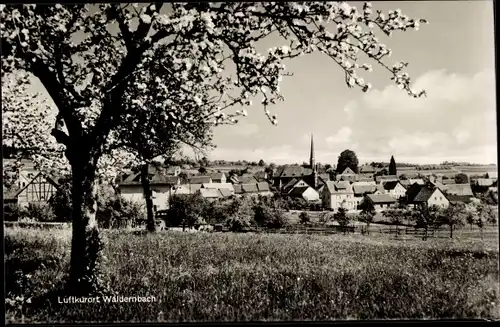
[210,172,227,183]
[336,167,357,183]
[234,182,272,197]
[118,172,180,212]
[375,175,399,183]
[440,183,474,196]
[352,182,378,209]
[188,176,212,184]
[487,171,498,180]
[321,181,355,212]
[475,178,496,187]
[273,165,316,189]
[381,181,407,199]
[359,164,376,180]
[254,171,268,182]
[172,183,203,195]
[282,179,311,194]
[166,166,181,176]
[201,183,235,195]
[288,186,320,202]
[408,178,425,185]
[362,193,397,212]
[239,174,260,184]
[406,183,449,209]
[3,171,60,208]
[446,194,474,204]
[198,188,223,201]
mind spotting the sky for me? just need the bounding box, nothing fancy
[25,1,497,166]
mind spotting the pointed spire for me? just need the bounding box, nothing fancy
[309,133,315,171]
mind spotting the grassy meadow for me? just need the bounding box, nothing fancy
[5,226,500,323]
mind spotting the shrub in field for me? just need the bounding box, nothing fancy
[438,203,467,238]
[97,195,146,229]
[4,203,23,221]
[166,193,208,230]
[24,203,56,222]
[253,204,288,229]
[411,205,442,237]
[48,175,72,222]
[334,207,351,234]
[299,211,310,225]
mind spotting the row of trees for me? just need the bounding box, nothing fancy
[166,194,288,232]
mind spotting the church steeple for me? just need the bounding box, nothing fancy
[309,133,315,171]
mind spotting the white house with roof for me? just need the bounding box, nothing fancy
[321,181,355,212]
[336,167,357,183]
[118,171,180,212]
[381,180,407,199]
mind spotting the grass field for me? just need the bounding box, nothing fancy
[5,227,500,323]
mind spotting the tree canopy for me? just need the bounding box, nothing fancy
[337,149,359,174]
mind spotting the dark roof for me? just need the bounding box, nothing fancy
[241,183,259,193]
[239,175,259,184]
[406,184,440,203]
[383,181,401,191]
[359,164,376,173]
[282,178,299,192]
[120,172,179,186]
[210,172,226,180]
[366,193,397,204]
[289,186,310,197]
[376,175,399,182]
[441,184,473,196]
[219,188,232,197]
[447,194,473,203]
[275,165,313,178]
[234,184,242,194]
[353,184,377,196]
[188,176,212,184]
[257,182,270,192]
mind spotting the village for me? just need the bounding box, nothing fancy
[4,134,498,229]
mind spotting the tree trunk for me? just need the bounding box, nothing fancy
[140,163,156,232]
[68,157,103,295]
[449,225,453,238]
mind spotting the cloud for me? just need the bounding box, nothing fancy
[340,69,497,164]
[326,126,352,145]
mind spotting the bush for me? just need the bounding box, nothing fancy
[299,211,310,224]
[97,195,146,229]
[48,175,72,222]
[166,193,208,229]
[4,203,23,221]
[253,204,288,229]
[24,203,56,222]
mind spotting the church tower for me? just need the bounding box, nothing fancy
[309,133,315,171]
[309,133,318,189]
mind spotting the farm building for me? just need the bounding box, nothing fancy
[210,172,227,183]
[376,175,399,183]
[234,182,272,197]
[321,181,355,212]
[362,193,397,211]
[440,183,474,196]
[406,183,449,209]
[188,175,212,184]
[172,183,203,195]
[118,172,180,212]
[381,181,407,199]
[352,182,378,208]
[3,171,60,208]
[201,183,234,195]
[336,167,358,183]
[288,185,320,202]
